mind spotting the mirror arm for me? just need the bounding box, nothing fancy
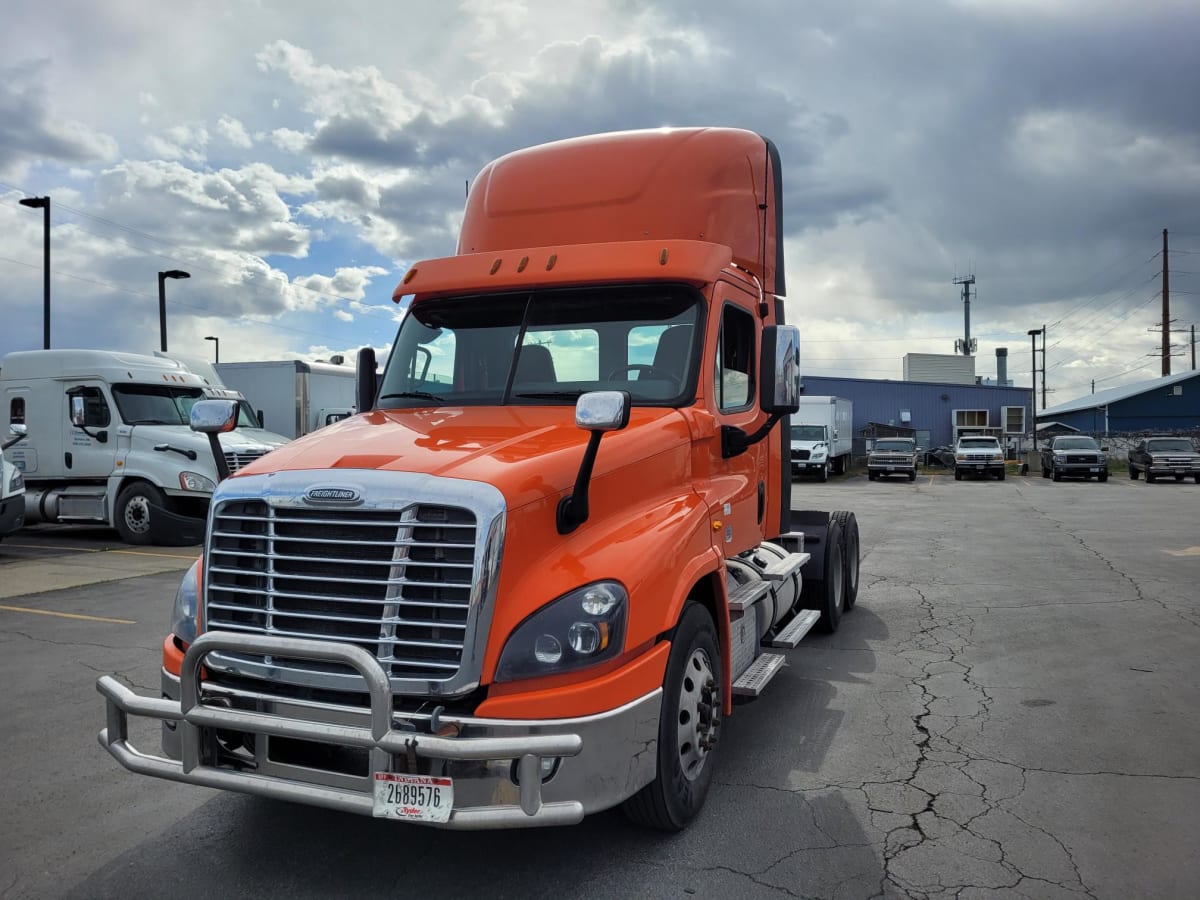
[207,433,231,482]
[556,430,604,535]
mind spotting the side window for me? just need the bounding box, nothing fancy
[714,304,755,411]
[9,397,24,426]
[69,387,111,428]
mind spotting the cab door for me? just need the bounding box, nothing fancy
[703,285,768,557]
[64,383,117,479]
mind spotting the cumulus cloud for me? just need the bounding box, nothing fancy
[0,59,118,177]
[216,116,253,149]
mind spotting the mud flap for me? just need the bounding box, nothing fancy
[146,503,206,546]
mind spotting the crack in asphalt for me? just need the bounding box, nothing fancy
[4,628,144,653]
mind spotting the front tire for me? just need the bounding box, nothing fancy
[816,462,829,483]
[954,468,963,481]
[1052,468,1061,482]
[1146,470,1156,483]
[1130,466,1139,480]
[622,604,722,831]
[114,482,168,545]
[997,469,1006,481]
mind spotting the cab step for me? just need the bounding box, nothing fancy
[766,609,820,648]
[732,652,786,697]
[760,551,810,581]
[727,579,771,612]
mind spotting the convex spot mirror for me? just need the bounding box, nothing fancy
[760,324,801,415]
[190,399,239,434]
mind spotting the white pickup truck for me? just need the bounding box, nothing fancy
[953,435,1006,481]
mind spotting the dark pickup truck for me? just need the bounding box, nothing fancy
[1128,436,1200,483]
[1040,436,1109,482]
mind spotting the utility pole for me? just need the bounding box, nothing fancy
[1162,228,1170,376]
[1192,324,1196,371]
[1040,323,1047,409]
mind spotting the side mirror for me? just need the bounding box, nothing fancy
[10,424,26,437]
[190,399,236,483]
[558,391,631,534]
[356,346,377,414]
[71,395,86,427]
[189,399,238,434]
[759,324,801,415]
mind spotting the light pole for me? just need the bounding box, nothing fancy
[1027,328,1043,446]
[19,196,50,349]
[157,270,190,352]
[204,335,219,363]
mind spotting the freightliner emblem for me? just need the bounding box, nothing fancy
[305,487,361,504]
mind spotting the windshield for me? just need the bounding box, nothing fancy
[874,440,914,452]
[1053,437,1099,450]
[112,385,259,428]
[1146,439,1195,452]
[378,284,702,408]
[959,438,999,448]
[791,425,826,442]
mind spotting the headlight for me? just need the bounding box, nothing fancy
[1053,452,1066,460]
[7,467,22,492]
[179,471,216,492]
[495,581,627,682]
[171,558,202,644]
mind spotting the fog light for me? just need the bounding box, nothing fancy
[533,634,562,664]
[510,756,560,784]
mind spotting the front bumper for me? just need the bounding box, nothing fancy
[1144,462,1200,477]
[98,632,660,829]
[0,493,24,536]
[868,459,915,474]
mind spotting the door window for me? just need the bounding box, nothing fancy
[715,304,755,411]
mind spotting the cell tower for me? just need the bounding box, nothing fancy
[953,274,976,356]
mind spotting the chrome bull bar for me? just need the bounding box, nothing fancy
[97,632,586,829]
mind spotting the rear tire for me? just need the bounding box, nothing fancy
[832,511,859,611]
[622,604,721,832]
[813,517,845,633]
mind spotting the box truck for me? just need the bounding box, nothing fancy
[0,349,288,545]
[98,127,861,832]
[215,359,356,439]
[790,396,853,480]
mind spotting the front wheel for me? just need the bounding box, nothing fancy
[1052,469,1061,482]
[1130,466,1139,480]
[114,482,169,545]
[1099,472,1109,482]
[954,469,963,481]
[997,469,1006,481]
[816,462,829,483]
[622,605,722,831]
[1146,471,1156,484]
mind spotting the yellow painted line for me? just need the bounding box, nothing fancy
[0,603,136,624]
[6,542,198,560]
[1163,547,1200,557]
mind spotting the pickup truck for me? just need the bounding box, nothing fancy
[1040,436,1109,482]
[1128,436,1200,483]
[953,435,1005,481]
[867,438,919,482]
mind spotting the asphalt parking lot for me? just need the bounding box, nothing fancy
[0,471,1197,899]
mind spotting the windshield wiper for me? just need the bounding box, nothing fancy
[378,391,445,405]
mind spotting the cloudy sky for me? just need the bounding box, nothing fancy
[2,0,1198,407]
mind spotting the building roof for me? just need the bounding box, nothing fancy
[1041,370,1199,417]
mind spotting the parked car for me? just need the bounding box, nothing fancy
[953,435,1005,481]
[1040,436,1109,482]
[1128,436,1200,483]
[868,438,919,482]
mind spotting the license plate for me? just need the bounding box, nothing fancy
[1090,467,1100,472]
[373,772,454,823]
[886,466,895,472]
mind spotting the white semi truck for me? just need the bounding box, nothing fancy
[0,349,288,544]
[790,395,853,481]
[215,359,356,440]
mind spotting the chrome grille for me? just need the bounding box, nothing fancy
[224,449,270,473]
[206,499,477,681]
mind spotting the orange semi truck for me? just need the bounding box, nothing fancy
[97,127,860,831]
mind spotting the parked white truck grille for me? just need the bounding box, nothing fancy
[223,450,270,473]
[205,499,478,681]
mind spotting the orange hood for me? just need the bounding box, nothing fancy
[235,405,692,510]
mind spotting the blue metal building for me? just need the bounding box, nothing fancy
[1039,370,1200,434]
[801,375,1034,451]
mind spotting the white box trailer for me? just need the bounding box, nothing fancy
[790,395,853,480]
[215,360,356,440]
[0,349,288,545]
